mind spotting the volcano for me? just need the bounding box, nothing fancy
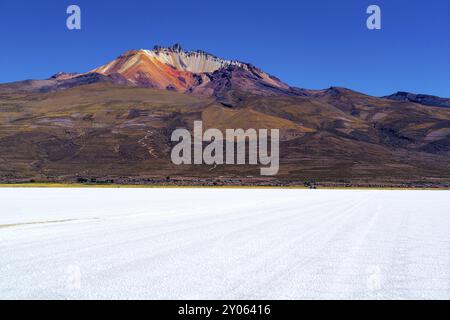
[0,44,449,187]
[6,44,290,98]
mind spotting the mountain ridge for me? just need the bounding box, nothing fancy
[383,91,450,108]
[1,43,448,106]
[0,44,449,186]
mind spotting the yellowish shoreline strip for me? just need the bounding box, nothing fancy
[0,183,448,190]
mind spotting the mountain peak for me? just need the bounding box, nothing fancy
[384,91,450,108]
[6,44,291,96]
[153,43,183,52]
[95,44,244,76]
[88,44,290,95]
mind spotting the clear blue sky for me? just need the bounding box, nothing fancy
[0,0,449,96]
